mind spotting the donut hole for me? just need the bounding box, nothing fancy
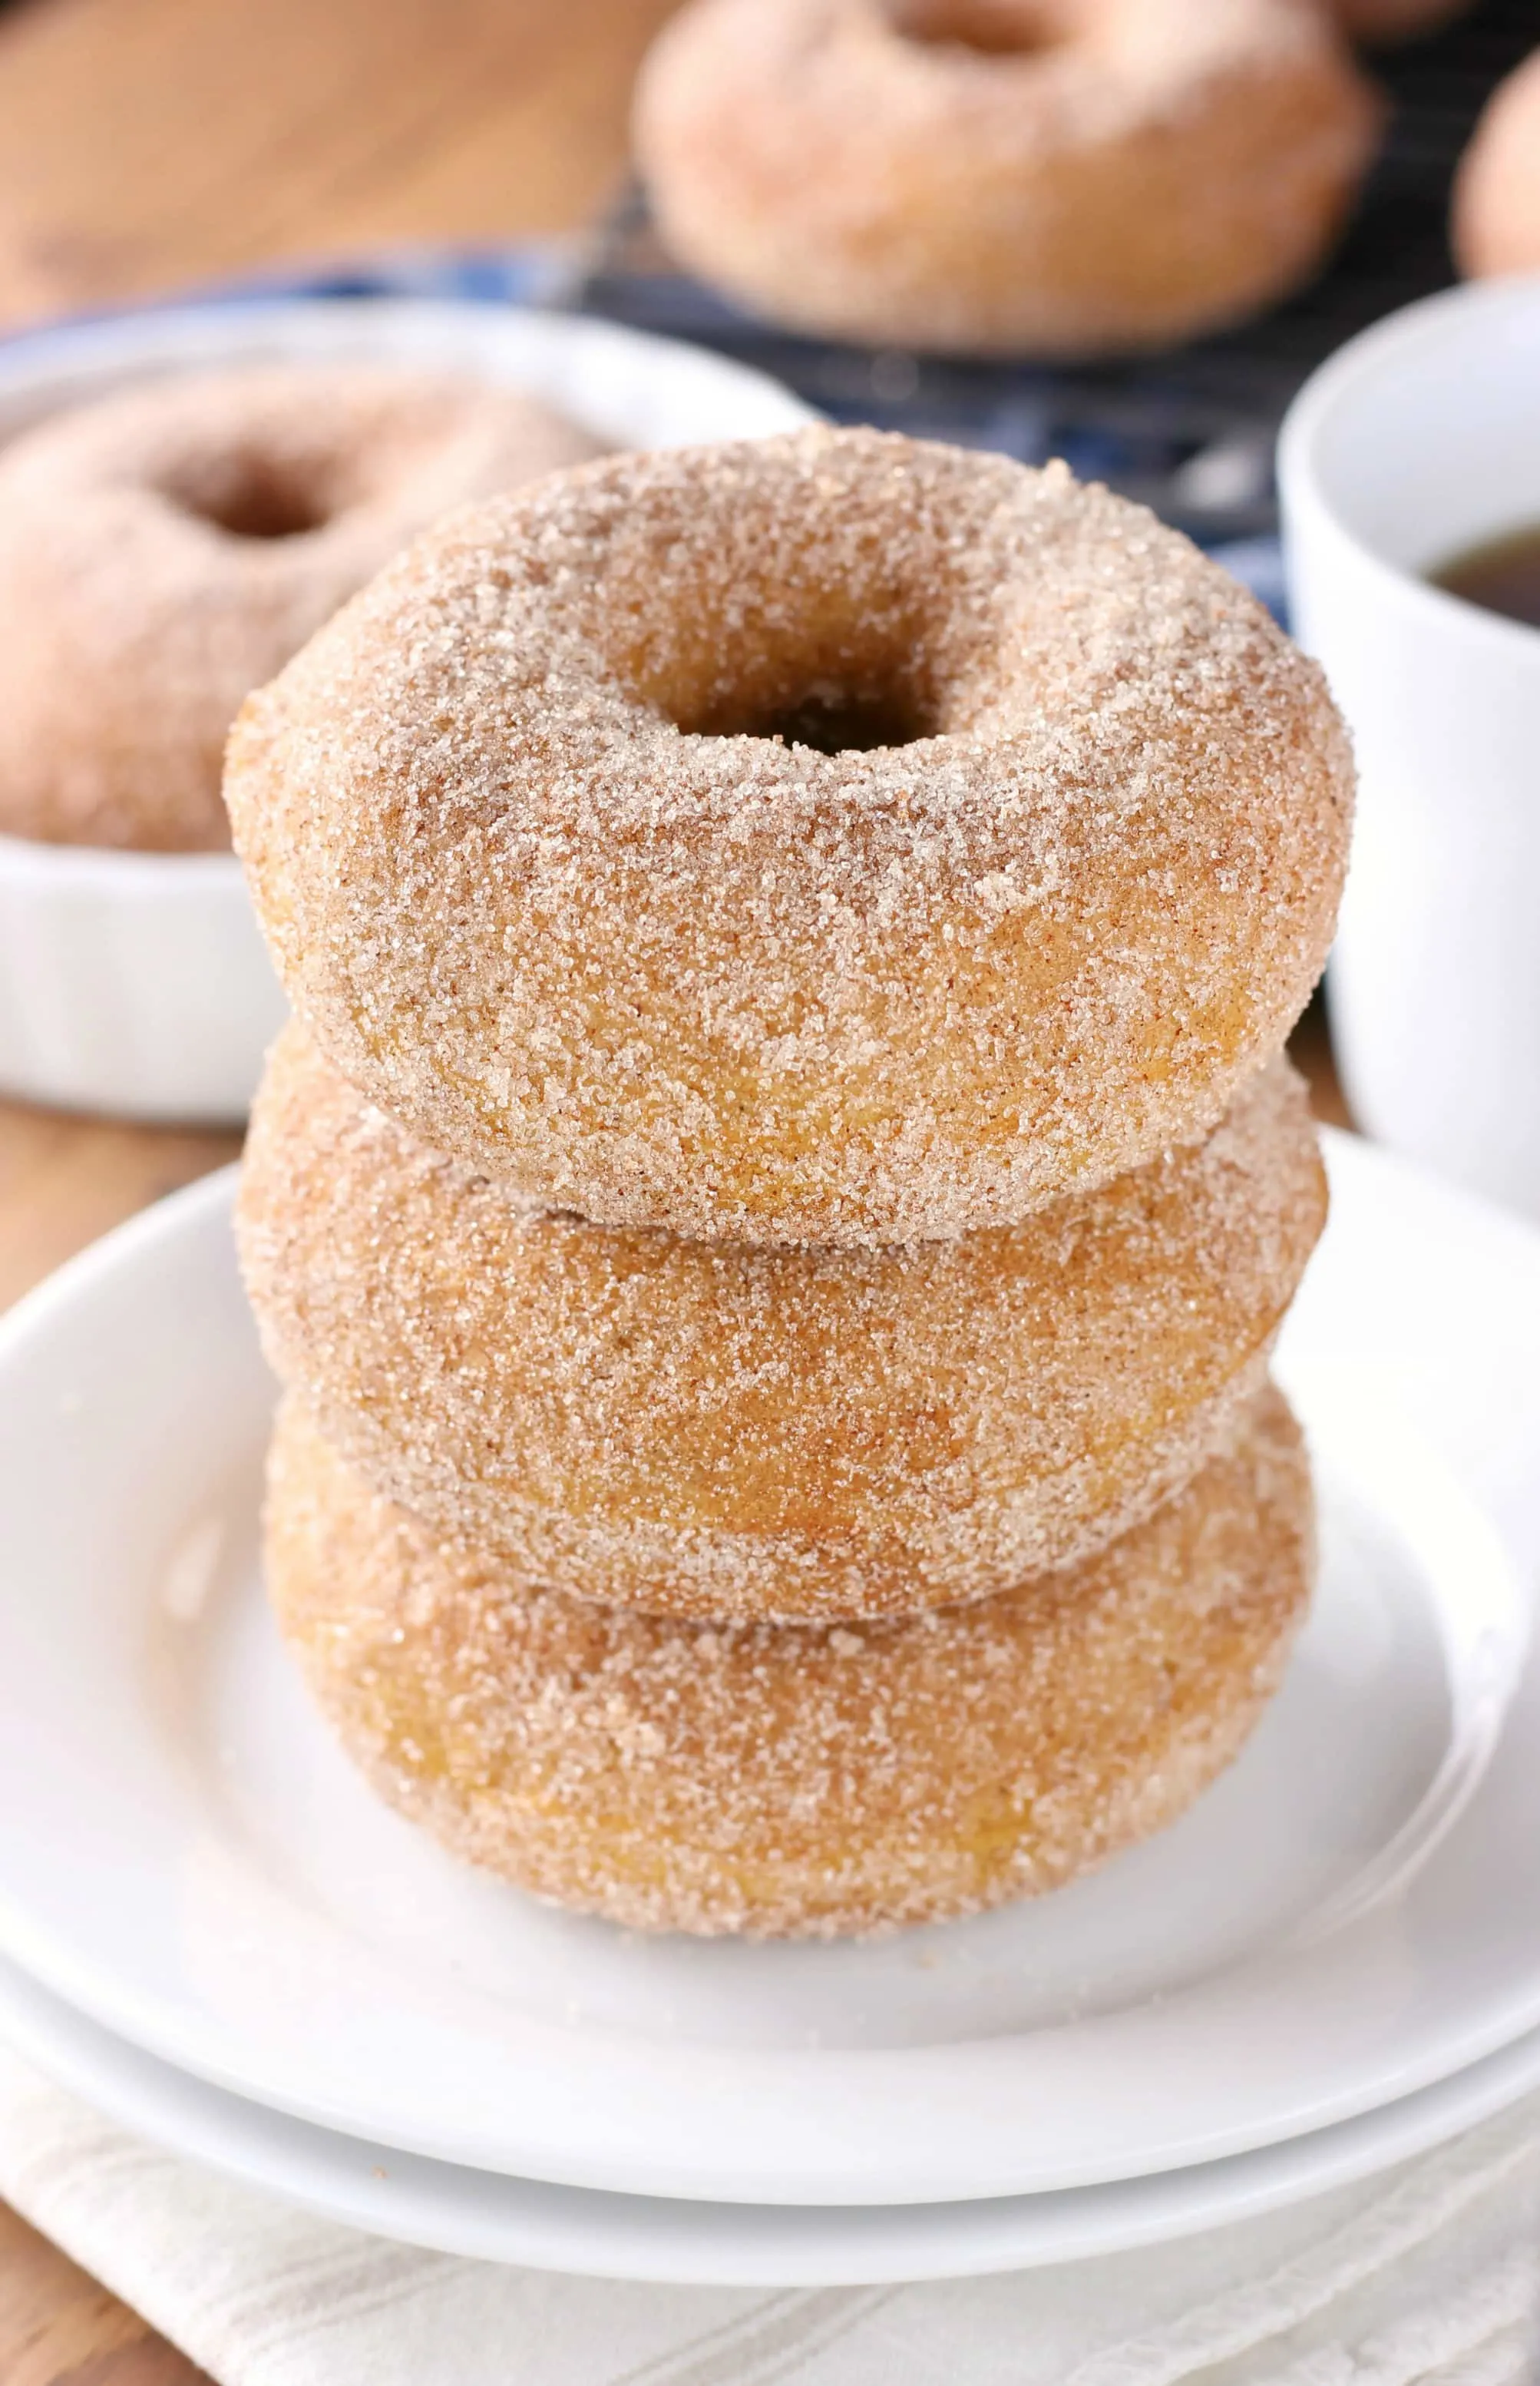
[719,679,940,754]
[676,657,943,753]
[160,455,334,541]
[885,0,1070,55]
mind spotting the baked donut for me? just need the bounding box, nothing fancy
[0,366,602,851]
[267,1385,1313,1937]
[228,429,1353,1246]
[632,0,1380,357]
[240,1019,1325,1621]
[1453,49,1540,280]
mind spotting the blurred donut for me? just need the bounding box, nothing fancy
[228,428,1353,1245]
[1454,49,1540,280]
[0,365,601,849]
[633,0,1380,356]
[240,1020,1325,1621]
[264,1384,1314,1938]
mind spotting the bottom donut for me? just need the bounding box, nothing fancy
[264,1388,1314,1939]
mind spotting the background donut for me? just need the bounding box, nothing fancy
[0,364,602,850]
[265,1385,1315,1938]
[228,428,1353,1246]
[240,1021,1326,1621]
[633,0,1380,357]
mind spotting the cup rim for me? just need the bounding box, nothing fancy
[1277,273,1540,661]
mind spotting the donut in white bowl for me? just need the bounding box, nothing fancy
[0,299,815,1120]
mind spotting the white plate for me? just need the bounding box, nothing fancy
[5,1948,1540,2286]
[0,297,815,1122]
[0,1135,1534,2209]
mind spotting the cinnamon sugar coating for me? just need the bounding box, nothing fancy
[228,429,1353,1243]
[265,1385,1313,1938]
[240,1021,1324,1621]
[0,366,602,851]
[633,0,1379,358]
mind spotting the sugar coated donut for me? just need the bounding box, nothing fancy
[632,0,1379,357]
[240,1020,1324,1621]
[266,1385,1312,1936]
[1453,49,1540,280]
[0,366,602,851]
[228,429,1353,1246]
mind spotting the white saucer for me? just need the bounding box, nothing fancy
[5,1948,1540,2285]
[0,1134,1536,2209]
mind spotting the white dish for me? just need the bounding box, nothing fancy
[0,834,286,1126]
[5,1948,1540,2286]
[0,297,816,1122]
[0,1133,1535,2208]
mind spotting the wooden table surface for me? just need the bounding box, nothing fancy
[0,5,1349,2375]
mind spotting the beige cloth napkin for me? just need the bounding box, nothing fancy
[1,2043,1535,2386]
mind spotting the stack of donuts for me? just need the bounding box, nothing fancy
[229,425,1353,1939]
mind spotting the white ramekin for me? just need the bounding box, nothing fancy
[0,297,818,1122]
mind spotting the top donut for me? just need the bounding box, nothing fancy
[227,428,1352,1246]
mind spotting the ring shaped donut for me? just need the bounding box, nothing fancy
[265,1386,1314,1938]
[0,366,601,850]
[633,0,1380,357]
[240,1021,1325,1622]
[229,429,1353,1246]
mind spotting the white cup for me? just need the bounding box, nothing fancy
[1280,276,1540,1219]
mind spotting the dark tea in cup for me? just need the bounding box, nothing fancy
[1432,524,1540,630]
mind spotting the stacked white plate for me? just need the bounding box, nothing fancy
[0,1127,1538,2282]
